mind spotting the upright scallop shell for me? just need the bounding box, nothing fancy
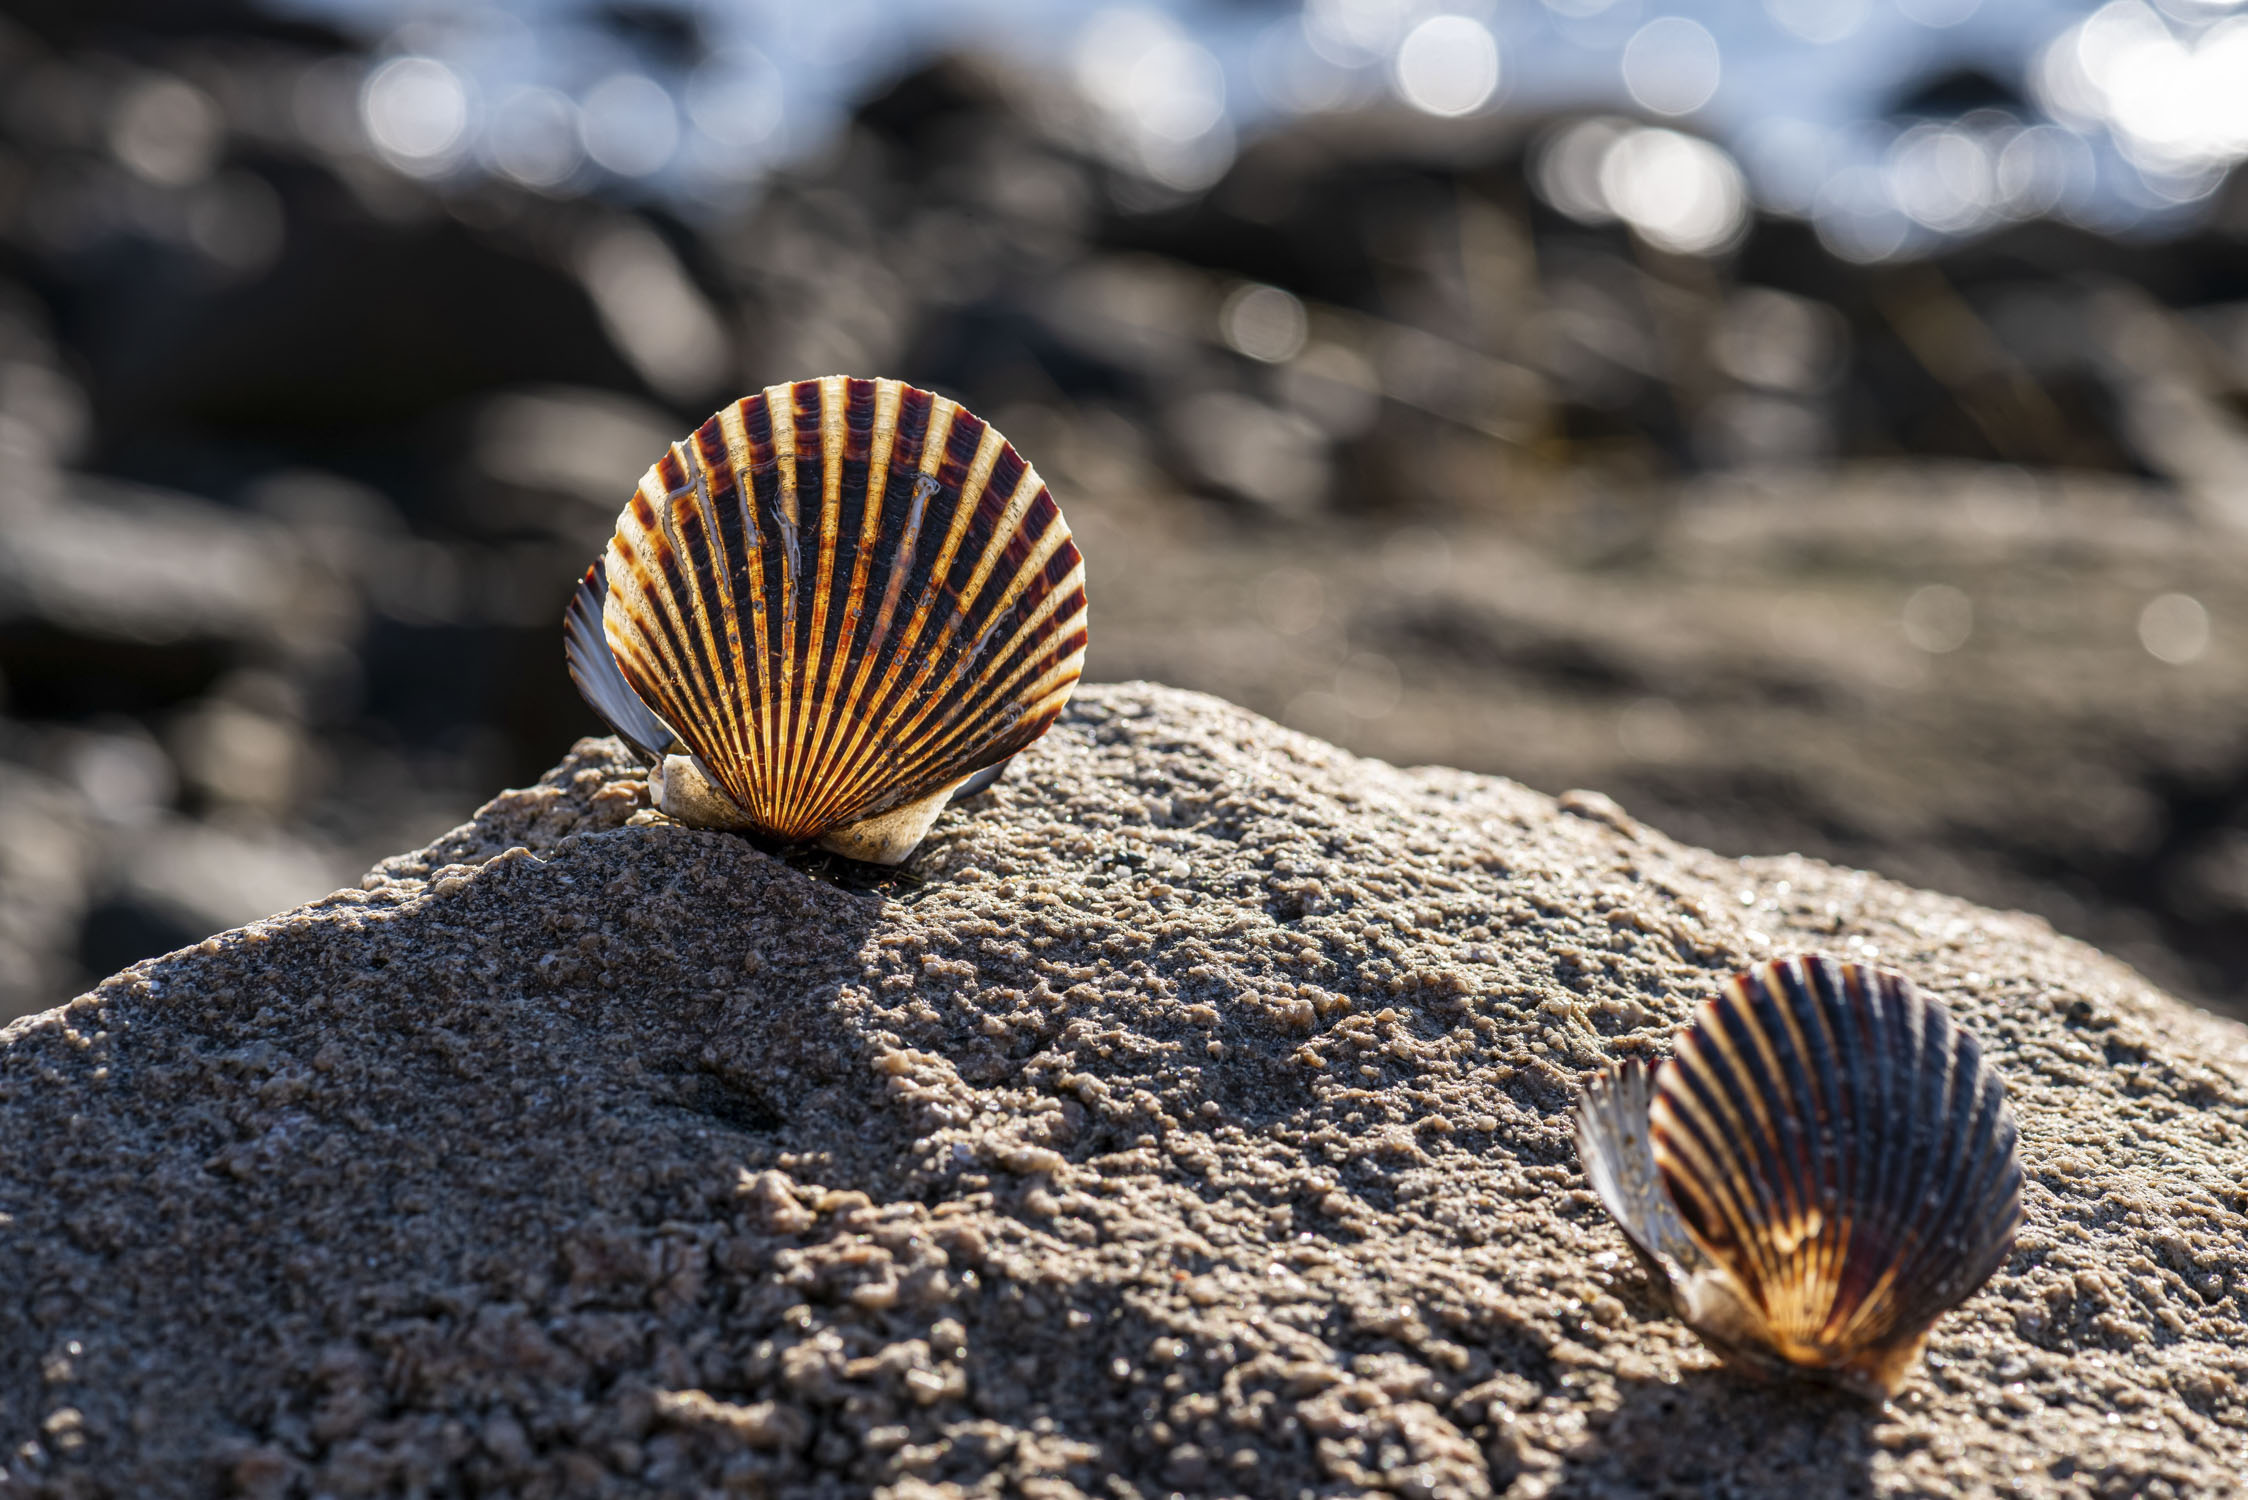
[1575,955,2022,1399]
[564,376,1088,863]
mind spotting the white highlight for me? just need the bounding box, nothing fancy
[1599,127,1750,254]
[1221,284,1310,363]
[2139,594,2210,664]
[1075,8,1235,189]
[361,57,469,171]
[2033,1,2248,183]
[1621,17,1721,117]
[1393,16,1501,118]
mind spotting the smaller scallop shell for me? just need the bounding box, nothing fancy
[1575,955,2022,1399]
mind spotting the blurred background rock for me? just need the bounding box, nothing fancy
[1,0,2245,1022]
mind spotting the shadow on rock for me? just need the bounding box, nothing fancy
[1542,1364,1880,1499]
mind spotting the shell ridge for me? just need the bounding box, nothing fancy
[1874,1028,2016,1340]
[763,383,811,831]
[606,491,725,794]
[944,478,1067,689]
[862,591,1086,820]
[684,423,759,812]
[791,377,887,834]
[1655,1032,1773,1282]
[1799,958,1863,1345]
[769,379,829,831]
[1846,967,1925,1333]
[1704,989,1792,1216]
[783,377,840,827]
[648,446,741,765]
[859,518,1080,787]
[794,383,915,833]
[704,396,776,822]
[1886,991,1956,1298]
[660,476,748,814]
[1810,961,1927,1351]
[794,377,869,821]
[1694,997,1801,1285]
[1823,962,1923,1351]
[796,394,944,832]
[1654,1052,1790,1300]
[809,408,997,819]
[920,533,1083,724]
[598,535,669,717]
[1808,958,1874,1348]
[772,383,805,611]
[1742,961,1828,1332]
[807,467,940,826]
[825,563,1084,830]
[725,440,785,820]
[875,609,1084,807]
[764,382,815,829]
[1878,1076,2001,1331]
[713,397,777,821]
[812,383,933,809]
[939,475,1039,690]
[931,450,1040,685]
[652,447,693,564]
[711,426,773,819]
[1858,965,1914,1339]
[1765,957,1847,1344]
[1654,1099,1784,1312]
[838,413,1005,765]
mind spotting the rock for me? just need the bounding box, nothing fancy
[3,682,2245,1496]
[1080,466,2248,1015]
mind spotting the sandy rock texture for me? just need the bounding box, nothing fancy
[1070,464,2248,1017]
[3,683,2246,1498]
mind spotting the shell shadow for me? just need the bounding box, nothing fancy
[1542,1363,1882,1499]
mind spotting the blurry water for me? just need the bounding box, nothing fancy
[272,0,2248,259]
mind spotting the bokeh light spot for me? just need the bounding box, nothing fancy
[1765,0,1870,46]
[361,57,469,170]
[1901,584,1973,653]
[1221,284,1310,363]
[581,74,679,179]
[1896,0,1983,28]
[487,88,582,189]
[1621,17,1721,117]
[1393,16,1501,118]
[1599,127,1749,254]
[2140,593,2210,663]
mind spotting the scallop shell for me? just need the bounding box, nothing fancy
[1575,955,2022,1399]
[564,376,1087,863]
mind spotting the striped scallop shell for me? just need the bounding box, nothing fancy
[570,376,1087,862]
[1576,955,2022,1399]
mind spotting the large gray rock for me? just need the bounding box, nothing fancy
[2,684,2244,1497]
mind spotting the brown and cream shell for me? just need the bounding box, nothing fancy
[565,376,1088,863]
[1575,954,2023,1399]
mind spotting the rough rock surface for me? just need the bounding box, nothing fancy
[3,683,2246,1498]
